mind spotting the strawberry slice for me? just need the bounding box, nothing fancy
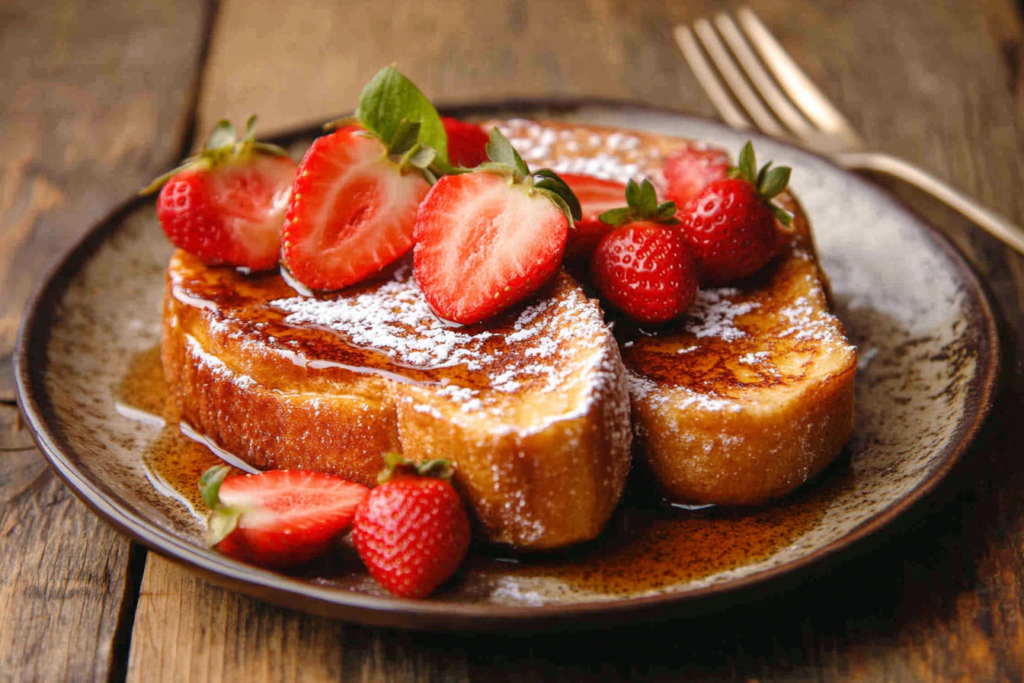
[560,173,628,262]
[281,126,431,290]
[413,129,581,325]
[442,117,490,168]
[145,116,297,272]
[200,466,370,570]
[663,145,730,208]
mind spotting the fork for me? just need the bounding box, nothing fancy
[674,6,1024,256]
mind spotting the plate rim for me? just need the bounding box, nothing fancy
[13,99,1002,630]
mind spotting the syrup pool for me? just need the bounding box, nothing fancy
[117,345,856,598]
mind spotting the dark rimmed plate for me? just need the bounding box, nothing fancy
[14,102,999,630]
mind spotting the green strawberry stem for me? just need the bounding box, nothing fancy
[477,128,582,227]
[140,115,288,195]
[198,464,244,546]
[378,452,455,484]
[598,177,678,227]
[727,141,793,227]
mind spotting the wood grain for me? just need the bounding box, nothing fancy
[0,0,213,402]
[0,0,211,679]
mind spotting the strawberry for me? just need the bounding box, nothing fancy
[591,178,698,324]
[413,127,581,325]
[282,66,456,291]
[442,117,490,168]
[144,116,297,271]
[560,173,629,262]
[199,465,369,570]
[678,141,793,284]
[662,145,730,208]
[352,455,471,599]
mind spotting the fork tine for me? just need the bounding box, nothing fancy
[691,18,788,139]
[736,7,862,143]
[713,13,816,138]
[674,25,753,131]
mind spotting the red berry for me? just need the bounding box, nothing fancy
[442,117,490,168]
[413,171,569,324]
[679,178,782,284]
[591,222,698,324]
[282,126,431,290]
[201,467,369,570]
[152,119,297,272]
[559,173,629,262]
[662,146,730,208]
[353,473,471,599]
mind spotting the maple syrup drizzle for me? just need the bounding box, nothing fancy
[117,346,855,596]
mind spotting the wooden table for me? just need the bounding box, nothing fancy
[3,0,1024,680]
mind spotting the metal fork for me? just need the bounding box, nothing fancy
[675,6,1024,256]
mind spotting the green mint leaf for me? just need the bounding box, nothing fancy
[486,127,529,176]
[599,207,631,226]
[356,65,450,169]
[205,120,236,151]
[389,119,422,156]
[760,166,791,200]
[738,141,757,184]
[198,464,232,510]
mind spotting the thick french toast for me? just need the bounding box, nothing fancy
[162,252,632,550]
[496,119,857,505]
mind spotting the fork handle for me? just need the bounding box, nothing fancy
[834,151,1024,257]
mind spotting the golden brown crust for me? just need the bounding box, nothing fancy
[162,251,631,550]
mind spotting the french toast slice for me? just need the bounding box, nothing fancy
[495,119,857,505]
[162,253,631,550]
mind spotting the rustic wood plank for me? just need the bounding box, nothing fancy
[0,0,213,679]
[0,0,213,402]
[129,0,1024,681]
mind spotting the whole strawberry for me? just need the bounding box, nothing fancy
[591,178,698,324]
[143,116,297,271]
[679,141,793,285]
[662,145,730,207]
[199,466,369,570]
[353,454,471,599]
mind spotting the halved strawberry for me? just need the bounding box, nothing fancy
[199,466,369,570]
[663,145,730,208]
[442,117,490,168]
[413,128,581,325]
[281,126,431,290]
[144,116,297,271]
[560,173,629,262]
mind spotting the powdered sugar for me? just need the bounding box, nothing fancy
[684,288,761,341]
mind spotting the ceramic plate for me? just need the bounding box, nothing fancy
[15,103,999,630]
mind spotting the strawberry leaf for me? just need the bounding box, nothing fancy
[599,177,676,226]
[389,119,422,157]
[206,509,242,547]
[738,141,757,184]
[205,120,236,152]
[770,202,794,226]
[533,169,582,222]
[759,166,791,200]
[598,207,632,227]
[199,464,232,510]
[356,65,452,172]
[638,178,658,215]
[625,178,642,208]
[485,127,529,177]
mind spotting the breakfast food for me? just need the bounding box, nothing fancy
[353,455,471,598]
[493,118,857,506]
[148,66,856,589]
[162,250,632,550]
